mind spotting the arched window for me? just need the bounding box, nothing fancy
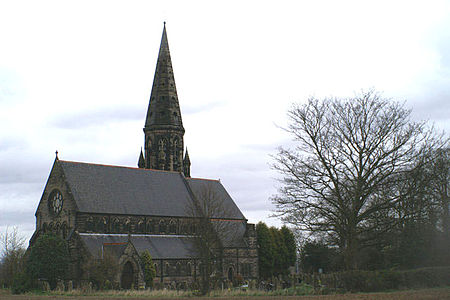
[56,222,61,235]
[86,217,94,232]
[158,138,167,170]
[180,223,187,234]
[42,223,48,233]
[173,138,180,168]
[159,220,166,233]
[169,220,176,234]
[138,220,145,233]
[165,262,170,276]
[228,266,234,282]
[187,262,192,276]
[176,262,181,275]
[62,222,68,239]
[101,217,108,233]
[113,218,121,233]
[154,263,158,276]
[158,139,165,152]
[147,220,154,233]
[124,218,131,233]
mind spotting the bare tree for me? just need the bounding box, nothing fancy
[187,182,239,295]
[272,90,446,270]
[0,226,26,287]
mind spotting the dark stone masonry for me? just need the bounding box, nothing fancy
[29,24,258,289]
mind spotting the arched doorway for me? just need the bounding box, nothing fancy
[227,267,233,282]
[121,261,134,289]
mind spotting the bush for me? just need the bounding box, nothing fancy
[83,251,119,290]
[27,234,69,290]
[315,266,450,293]
[11,271,34,294]
[140,250,156,288]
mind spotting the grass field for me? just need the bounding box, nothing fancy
[1,287,449,300]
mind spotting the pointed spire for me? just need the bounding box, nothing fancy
[184,148,190,163]
[144,23,184,132]
[55,150,59,160]
[142,24,187,173]
[183,148,191,177]
[138,148,145,168]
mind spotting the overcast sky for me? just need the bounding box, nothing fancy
[1,0,449,244]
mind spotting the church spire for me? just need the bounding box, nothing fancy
[144,23,184,131]
[142,23,186,172]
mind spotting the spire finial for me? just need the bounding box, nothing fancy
[163,21,166,27]
[138,147,145,168]
[55,150,59,160]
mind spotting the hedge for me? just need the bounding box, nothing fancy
[311,266,450,293]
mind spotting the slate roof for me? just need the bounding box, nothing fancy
[213,220,247,248]
[79,233,197,259]
[58,160,245,220]
[186,178,245,220]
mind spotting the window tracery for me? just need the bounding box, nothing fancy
[55,222,61,235]
[124,218,131,233]
[176,262,181,275]
[100,217,108,233]
[86,217,94,232]
[187,262,192,275]
[165,262,170,276]
[138,220,145,233]
[147,220,155,233]
[62,222,68,239]
[169,220,177,234]
[159,220,166,233]
[113,218,121,233]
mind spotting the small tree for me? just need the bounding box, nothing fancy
[269,227,287,276]
[256,223,297,279]
[280,226,297,269]
[0,226,26,288]
[256,222,274,279]
[187,182,238,295]
[140,250,156,288]
[27,234,69,289]
[300,241,337,273]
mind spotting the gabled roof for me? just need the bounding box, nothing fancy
[58,160,245,220]
[80,233,197,259]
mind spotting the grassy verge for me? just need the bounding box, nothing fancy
[0,286,449,299]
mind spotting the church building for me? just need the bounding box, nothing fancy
[30,24,258,289]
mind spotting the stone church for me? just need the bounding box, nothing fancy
[30,24,258,289]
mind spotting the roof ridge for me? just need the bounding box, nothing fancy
[59,159,221,179]
[59,160,184,174]
[187,177,220,182]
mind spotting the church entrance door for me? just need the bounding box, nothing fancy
[228,267,233,282]
[121,261,134,289]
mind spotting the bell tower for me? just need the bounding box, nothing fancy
[139,23,190,176]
